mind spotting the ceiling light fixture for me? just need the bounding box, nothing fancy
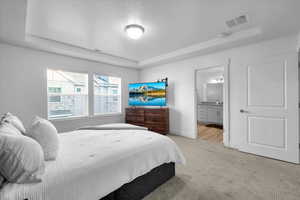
[125,24,145,40]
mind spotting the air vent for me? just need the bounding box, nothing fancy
[226,19,237,28]
[226,15,248,28]
[236,15,247,24]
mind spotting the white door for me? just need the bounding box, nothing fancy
[238,54,299,163]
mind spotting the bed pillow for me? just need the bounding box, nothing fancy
[0,134,45,183]
[1,113,26,134]
[0,122,22,136]
[0,123,20,187]
[26,117,59,161]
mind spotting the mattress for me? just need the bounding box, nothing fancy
[0,129,185,200]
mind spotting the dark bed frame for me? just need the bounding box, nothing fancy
[100,162,175,200]
[22,163,174,200]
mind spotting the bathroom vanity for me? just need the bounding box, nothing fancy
[197,102,223,125]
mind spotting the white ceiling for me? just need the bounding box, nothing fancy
[27,0,300,63]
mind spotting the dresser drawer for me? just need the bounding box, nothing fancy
[126,115,144,123]
[145,115,167,123]
[126,108,144,115]
[126,107,169,135]
[145,109,168,115]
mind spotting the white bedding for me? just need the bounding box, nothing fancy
[78,123,148,131]
[0,129,185,200]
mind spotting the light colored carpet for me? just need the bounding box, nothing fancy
[143,135,300,200]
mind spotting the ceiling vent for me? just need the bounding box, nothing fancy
[226,15,248,28]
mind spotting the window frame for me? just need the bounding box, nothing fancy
[93,74,122,116]
[46,68,90,120]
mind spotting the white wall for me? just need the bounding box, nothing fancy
[0,0,26,41]
[0,43,139,132]
[140,35,299,146]
[297,33,300,50]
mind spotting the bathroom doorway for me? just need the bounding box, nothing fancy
[195,65,229,145]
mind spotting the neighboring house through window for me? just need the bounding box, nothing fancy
[94,74,122,114]
[48,87,62,93]
[47,69,89,119]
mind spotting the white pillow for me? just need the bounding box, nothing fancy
[0,122,22,136]
[1,113,26,134]
[0,134,45,183]
[0,123,19,187]
[26,117,59,161]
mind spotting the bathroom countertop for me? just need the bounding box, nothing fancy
[198,102,223,106]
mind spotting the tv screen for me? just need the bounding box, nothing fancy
[129,82,167,106]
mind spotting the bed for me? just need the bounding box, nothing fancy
[0,124,185,200]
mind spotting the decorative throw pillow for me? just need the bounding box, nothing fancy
[0,134,45,183]
[1,113,26,134]
[0,122,22,136]
[26,117,59,161]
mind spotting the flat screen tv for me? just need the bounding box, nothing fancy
[128,82,167,106]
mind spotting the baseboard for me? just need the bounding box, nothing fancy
[169,128,196,139]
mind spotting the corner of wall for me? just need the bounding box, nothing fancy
[137,68,143,83]
[297,32,300,51]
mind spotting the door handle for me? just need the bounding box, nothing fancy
[240,109,249,113]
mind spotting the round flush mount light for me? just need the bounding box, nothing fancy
[125,24,145,40]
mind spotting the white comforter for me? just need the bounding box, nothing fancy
[78,123,148,131]
[0,129,185,200]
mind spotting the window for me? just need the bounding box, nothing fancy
[48,87,62,93]
[47,69,88,119]
[94,75,121,114]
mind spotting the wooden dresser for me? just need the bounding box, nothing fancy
[125,107,169,135]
